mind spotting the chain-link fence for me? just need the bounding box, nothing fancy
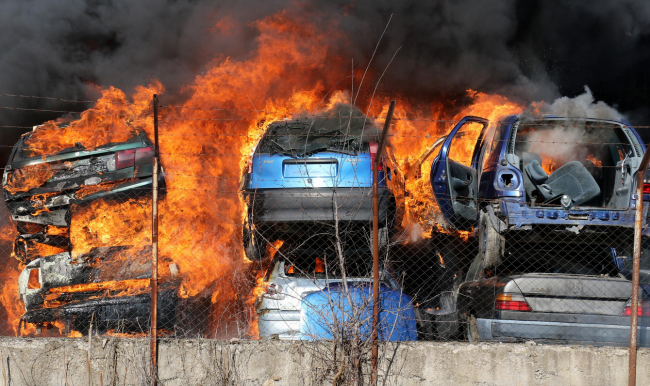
[1,94,649,384]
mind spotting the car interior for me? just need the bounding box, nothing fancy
[511,121,637,208]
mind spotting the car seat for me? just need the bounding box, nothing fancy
[522,152,600,206]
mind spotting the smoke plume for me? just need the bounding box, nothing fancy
[1,0,650,147]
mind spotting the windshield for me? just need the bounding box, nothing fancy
[258,116,381,157]
[282,250,373,279]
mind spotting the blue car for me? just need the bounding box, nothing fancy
[300,282,418,341]
[430,115,647,271]
[241,114,395,260]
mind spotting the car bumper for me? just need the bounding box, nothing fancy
[244,187,393,223]
[502,199,645,231]
[258,310,301,340]
[21,290,208,336]
[477,318,650,346]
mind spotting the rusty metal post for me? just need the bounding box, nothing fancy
[150,94,160,386]
[630,144,650,386]
[371,100,395,386]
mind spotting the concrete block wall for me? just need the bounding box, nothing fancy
[0,338,646,385]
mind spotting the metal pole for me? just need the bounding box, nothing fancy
[628,144,650,386]
[150,94,160,386]
[371,100,396,386]
[630,144,650,386]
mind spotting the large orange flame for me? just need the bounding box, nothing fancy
[0,11,526,337]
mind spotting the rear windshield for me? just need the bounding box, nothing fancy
[257,116,381,157]
[488,244,620,277]
[513,120,634,174]
[281,250,373,278]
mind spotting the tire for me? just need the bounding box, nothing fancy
[414,307,434,340]
[243,225,266,261]
[466,314,481,343]
[478,210,504,272]
[435,312,460,340]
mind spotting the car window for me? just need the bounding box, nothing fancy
[485,244,619,277]
[478,126,497,173]
[448,122,484,168]
[483,123,506,172]
[258,116,381,156]
[282,251,373,278]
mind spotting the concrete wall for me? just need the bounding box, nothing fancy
[0,338,647,385]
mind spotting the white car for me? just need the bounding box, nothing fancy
[255,249,416,340]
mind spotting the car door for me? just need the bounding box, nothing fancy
[430,116,490,230]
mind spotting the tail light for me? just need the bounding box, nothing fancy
[263,283,284,300]
[643,184,650,194]
[115,147,154,169]
[622,300,650,316]
[495,293,532,311]
[369,142,384,171]
[27,269,40,290]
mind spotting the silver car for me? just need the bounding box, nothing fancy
[255,249,411,340]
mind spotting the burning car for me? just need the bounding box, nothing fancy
[4,127,160,263]
[430,115,646,274]
[3,127,211,336]
[255,247,417,341]
[241,113,396,261]
[17,246,208,336]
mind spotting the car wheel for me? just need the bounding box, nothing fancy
[466,314,480,343]
[414,307,434,340]
[243,225,266,261]
[478,210,504,271]
[435,312,460,340]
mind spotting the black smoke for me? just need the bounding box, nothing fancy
[1,0,650,160]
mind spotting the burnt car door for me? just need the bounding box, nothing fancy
[430,116,489,230]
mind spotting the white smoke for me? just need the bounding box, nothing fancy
[519,87,626,172]
[539,86,623,121]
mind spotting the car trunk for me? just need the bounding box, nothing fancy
[250,152,374,189]
[505,273,634,316]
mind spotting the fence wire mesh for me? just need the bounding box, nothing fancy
[0,97,649,384]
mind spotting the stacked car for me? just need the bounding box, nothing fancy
[4,127,208,336]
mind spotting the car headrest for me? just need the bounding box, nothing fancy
[525,160,549,184]
[521,152,543,167]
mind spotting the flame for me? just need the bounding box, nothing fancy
[387,91,523,240]
[586,154,602,168]
[0,11,528,337]
[4,164,55,194]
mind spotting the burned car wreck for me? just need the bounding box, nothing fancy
[4,129,159,263]
[4,127,206,336]
[18,246,207,336]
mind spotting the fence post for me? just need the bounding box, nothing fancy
[371,100,395,386]
[630,143,650,386]
[150,94,160,386]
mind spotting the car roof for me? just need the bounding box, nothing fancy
[497,114,630,127]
